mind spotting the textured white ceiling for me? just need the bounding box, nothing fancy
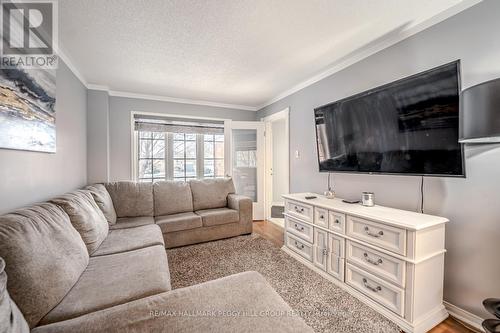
[59,0,472,109]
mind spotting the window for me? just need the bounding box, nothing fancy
[137,130,224,182]
[203,134,225,178]
[138,131,166,182]
[235,150,256,168]
[173,133,197,181]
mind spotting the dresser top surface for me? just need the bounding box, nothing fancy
[283,193,448,231]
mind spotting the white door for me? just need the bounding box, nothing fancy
[263,108,289,221]
[226,121,265,220]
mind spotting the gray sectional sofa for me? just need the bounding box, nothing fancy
[0,178,313,333]
[97,178,253,248]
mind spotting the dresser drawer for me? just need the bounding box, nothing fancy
[314,207,329,228]
[329,211,346,234]
[286,216,314,243]
[346,216,407,255]
[346,263,404,316]
[286,232,313,261]
[286,200,313,222]
[346,241,405,287]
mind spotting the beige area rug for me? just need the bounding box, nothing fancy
[167,234,400,333]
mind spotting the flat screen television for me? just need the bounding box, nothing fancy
[314,61,464,177]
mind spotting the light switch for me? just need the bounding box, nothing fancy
[295,150,300,159]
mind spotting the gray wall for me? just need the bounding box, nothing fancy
[0,61,87,214]
[87,90,110,183]
[86,92,257,182]
[258,0,500,319]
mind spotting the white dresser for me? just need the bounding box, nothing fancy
[282,193,448,333]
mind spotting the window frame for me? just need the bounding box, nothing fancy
[202,133,225,179]
[134,130,225,182]
[170,132,198,182]
[131,112,231,183]
[136,131,167,182]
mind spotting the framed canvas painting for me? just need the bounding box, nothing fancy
[0,67,56,153]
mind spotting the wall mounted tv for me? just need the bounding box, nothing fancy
[314,61,464,177]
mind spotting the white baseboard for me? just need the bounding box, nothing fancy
[268,217,284,228]
[444,301,484,332]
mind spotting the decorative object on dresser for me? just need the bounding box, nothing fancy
[282,192,448,333]
[323,172,335,199]
[361,192,375,207]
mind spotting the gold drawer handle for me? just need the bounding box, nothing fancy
[362,278,382,293]
[364,226,383,238]
[364,253,383,266]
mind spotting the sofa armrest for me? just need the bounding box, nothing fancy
[227,194,252,226]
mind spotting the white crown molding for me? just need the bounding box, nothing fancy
[57,44,257,111]
[56,45,88,87]
[257,0,483,110]
[106,89,258,111]
[444,301,484,332]
[86,84,109,91]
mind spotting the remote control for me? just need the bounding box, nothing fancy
[305,195,317,200]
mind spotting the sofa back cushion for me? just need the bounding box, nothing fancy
[51,190,109,255]
[105,182,154,218]
[154,181,193,216]
[0,257,29,333]
[190,178,236,211]
[86,184,117,225]
[0,203,89,328]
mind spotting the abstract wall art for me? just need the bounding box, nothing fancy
[0,67,56,153]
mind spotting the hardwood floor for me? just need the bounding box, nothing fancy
[252,220,474,333]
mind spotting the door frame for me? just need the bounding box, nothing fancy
[228,121,266,220]
[261,108,290,221]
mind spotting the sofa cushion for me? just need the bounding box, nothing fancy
[85,184,117,225]
[105,182,154,218]
[92,224,164,257]
[0,203,89,328]
[153,181,193,216]
[189,178,235,210]
[51,190,109,255]
[109,216,155,230]
[0,258,30,333]
[195,208,239,227]
[30,271,314,333]
[163,222,250,249]
[39,245,171,325]
[155,212,202,233]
